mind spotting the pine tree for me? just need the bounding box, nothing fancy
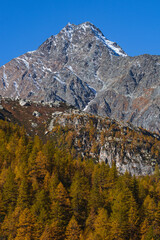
[130,175,140,204]
[85,208,97,234]
[31,189,50,224]
[1,207,21,239]
[110,187,132,240]
[42,140,55,174]
[14,136,29,180]
[70,172,90,226]
[153,202,160,239]
[128,196,140,239]
[17,178,30,209]
[40,224,51,240]
[107,161,118,188]
[89,163,109,212]
[65,216,81,240]
[94,208,110,240]
[29,151,49,184]
[141,195,157,240]
[51,182,71,237]
[2,167,17,212]
[15,208,35,240]
[49,220,65,240]
[49,172,59,202]
[0,191,5,224]
[28,135,42,174]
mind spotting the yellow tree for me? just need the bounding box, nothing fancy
[1,207,21,239]
[94,208,110,240]
[128,195,140,240]
[70,172,90,226]
[110,187,133,240]
[15,208,35,240]
[153,202,160,239]
[29,151,49,186]
[17,177,30,209]
[31,189,50,224]
[140,195,156,240]
[2,167,17,213]
[65,216,81,240]
[51,182,71,238]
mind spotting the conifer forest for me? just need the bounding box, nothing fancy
[0,120,160,239]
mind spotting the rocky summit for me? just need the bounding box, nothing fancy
[0,22,160,133]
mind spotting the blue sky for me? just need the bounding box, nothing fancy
[1,0,160,66]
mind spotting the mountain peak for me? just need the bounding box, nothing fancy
[79,22,127,57]
[64,22,75,29]
[1,22,159,134]
[43,22,127,57]
[79,21,103,32]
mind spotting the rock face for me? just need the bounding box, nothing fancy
[0,97,159,175]
[0,22,160,133]
[48,109,160,176]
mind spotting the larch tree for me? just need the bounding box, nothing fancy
[2,167,17,213]
[51,182,71,237]
[65,216,81,240]
[70,172,90,227]
[15,208,35,240]
[93,208,110,240]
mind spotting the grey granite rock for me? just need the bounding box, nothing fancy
[0,22,159,133]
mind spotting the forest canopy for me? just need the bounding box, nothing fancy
[0,120,160,239]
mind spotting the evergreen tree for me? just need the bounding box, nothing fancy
[141,195,156,240]
[65,216,81,240]
[2,167,17,212]
[85,208,97,234]
[128,196,140,239]
[153,202,160,239]
[70,172,90,226]
[29,151,49,184]
[49,172,59,202]
[107,161,118,188]
[51,182,71,236]
[0,191,5,224]
[89,163,109,211]
[31,189,50,224]
[110,187,132,239]
[15,208,35,240]
[130,175,140,204]
[1,207,21,239]
[94,208,110,240]
[17,178,30,209]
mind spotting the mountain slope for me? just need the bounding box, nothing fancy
[0,22,160,133]
[0,97,159,176]
[0,116,160,239]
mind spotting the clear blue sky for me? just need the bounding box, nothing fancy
[1,0,160,66]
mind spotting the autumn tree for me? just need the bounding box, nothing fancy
[2,167,17,213]
[70,172,90,226]
[17,177,30,209]
[65,216,81,240]
[94,208,110,240]
[51,182,71,238]
[31,189,50,224]
[15,208,36,240]
[110,187,134,240]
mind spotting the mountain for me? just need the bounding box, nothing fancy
[0,22,160,133]
[0,97,159,176]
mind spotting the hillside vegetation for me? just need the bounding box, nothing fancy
[0,98,160,175]
[0,121,160,239]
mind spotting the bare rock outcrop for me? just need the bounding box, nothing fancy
[0,22,159,133]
